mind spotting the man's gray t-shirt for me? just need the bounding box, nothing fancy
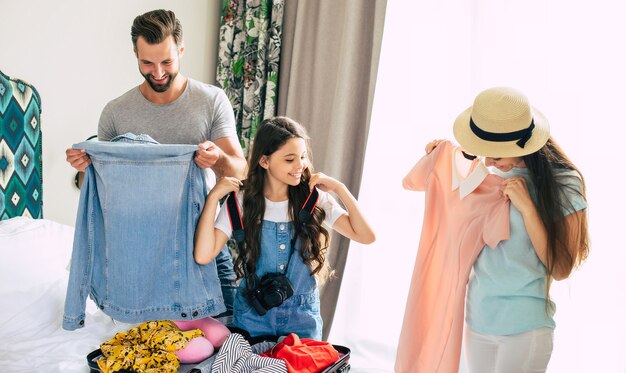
[98,78,237,145]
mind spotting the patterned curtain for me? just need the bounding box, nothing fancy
[217,0,284,157]
[0,71,43,220]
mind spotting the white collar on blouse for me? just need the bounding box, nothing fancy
[451,146,489,199]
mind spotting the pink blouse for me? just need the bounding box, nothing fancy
[395,141,510,373]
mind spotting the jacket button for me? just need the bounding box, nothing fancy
[181,312,187,318]
[192,311,199,317]
[79,320,84,325]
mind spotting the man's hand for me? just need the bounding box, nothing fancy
[66,148,91,172]
[194,141,221,169]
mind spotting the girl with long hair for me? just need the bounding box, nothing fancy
[194,116,375,340]
[426,87,589,372]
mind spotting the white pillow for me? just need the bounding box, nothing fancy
[0,217,74,295]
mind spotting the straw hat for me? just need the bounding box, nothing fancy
[453,87,550,157]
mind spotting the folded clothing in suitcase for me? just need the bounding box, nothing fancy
[87,331,350,372]
[87,348,216,373]
[245,329,350,373]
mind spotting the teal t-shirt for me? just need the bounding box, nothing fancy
[466,167,587,335]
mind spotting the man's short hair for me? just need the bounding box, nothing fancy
[131,9,183,52]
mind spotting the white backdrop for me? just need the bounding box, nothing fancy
[330,0,626,372]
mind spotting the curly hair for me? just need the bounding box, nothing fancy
[233,117,331,281]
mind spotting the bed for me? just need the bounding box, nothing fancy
[0,71,135,372]
[0,217,137,372]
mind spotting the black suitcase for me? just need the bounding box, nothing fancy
[86,336,350,372]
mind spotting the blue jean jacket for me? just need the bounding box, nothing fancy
[63,138,225,330]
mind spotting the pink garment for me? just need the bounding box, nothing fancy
[173,317,231,363]
[395,141,510,373]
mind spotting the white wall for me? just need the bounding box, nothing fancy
[0,0,221,226]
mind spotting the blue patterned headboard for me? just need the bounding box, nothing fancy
[0,70,43,219]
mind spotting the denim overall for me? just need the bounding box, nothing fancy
[232,220,322,340]
[63,137,225,330]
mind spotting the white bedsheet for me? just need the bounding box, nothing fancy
[0,275,134,372]
[0,217,134,372]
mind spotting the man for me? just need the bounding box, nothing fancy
[66,9,246,322]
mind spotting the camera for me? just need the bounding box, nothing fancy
[245,272,295,316]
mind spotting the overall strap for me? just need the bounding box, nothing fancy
[285,187,320,273]
[225,188,320,277]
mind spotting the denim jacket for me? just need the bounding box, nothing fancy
[63,135,225,330]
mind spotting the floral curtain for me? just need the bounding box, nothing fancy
[217,0,284,157]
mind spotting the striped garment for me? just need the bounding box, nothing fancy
[211,333,286,373]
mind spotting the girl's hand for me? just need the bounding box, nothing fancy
[502,177,534,214]
[425,139,444,154]
[210,176,242,199]
[309,172,342,193]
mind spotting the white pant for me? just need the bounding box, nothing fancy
[464,325,554,373]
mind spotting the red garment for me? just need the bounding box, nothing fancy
[261,333,339,373]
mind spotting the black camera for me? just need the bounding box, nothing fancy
[245,272,295,316]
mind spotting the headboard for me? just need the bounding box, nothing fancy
[0,70,43,219]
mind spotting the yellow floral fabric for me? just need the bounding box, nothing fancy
[97,320,203,373]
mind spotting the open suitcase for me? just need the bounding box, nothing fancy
[86,332,351,372]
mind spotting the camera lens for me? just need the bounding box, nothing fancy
[264,289,285,307]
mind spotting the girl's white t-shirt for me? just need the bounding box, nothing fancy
[214,190,347,237]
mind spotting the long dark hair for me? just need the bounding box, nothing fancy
[521,137,589,297]
[233,117,331,280]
